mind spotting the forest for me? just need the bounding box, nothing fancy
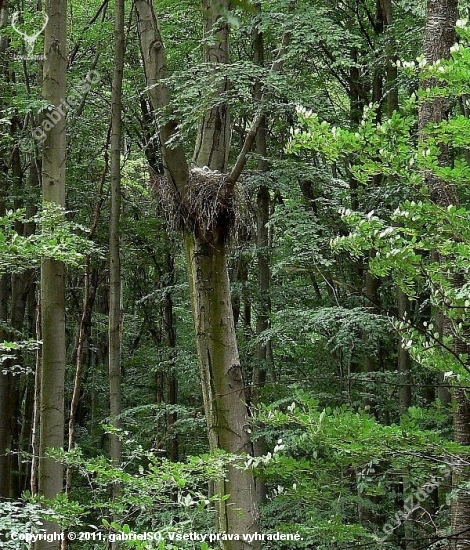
[1,0,470,548]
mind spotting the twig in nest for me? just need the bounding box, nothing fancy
[152,166,254,245]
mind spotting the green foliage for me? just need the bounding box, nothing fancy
[0,204,100,274]
[287,21,470,386]
[0,501,55,549]
[38,444,246,549]
[0,339,40,376]
[289,105,420,188]
[255,393,466,549]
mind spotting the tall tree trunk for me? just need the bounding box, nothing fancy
[381,0,398,116]
[251,1,272,505]
[135,1,260,546]
[452,389,470,549]
[255,182,272,382]
[418,1,469,548]
[7,147,36,497]
[397,290,412,412]
[163,252,178,462]
[153,250,179,460]
[16,162,40,497]
[0,229,9,501]
[108,0,125,532]
[192,0,231,169]
[185,236,260,544]
[38,0,67,547]
[31,294,41,497]
[62,263,96,550]
[253,2,274,389]
[380,0,413,415]
[0,0,12,501]
[186,1,259,540]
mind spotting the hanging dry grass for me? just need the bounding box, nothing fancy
[152,166,254,244]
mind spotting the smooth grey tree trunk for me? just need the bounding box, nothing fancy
[108,5,125,549]
[38,1,67,548]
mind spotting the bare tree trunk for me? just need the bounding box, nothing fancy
[0,0,12,501]
[363,261,380,416]
[163,252,178,462]
[193,0,231,169]
[397,290,412,412]
[452,388,470,549]
[0,268,9,501]
[108,0,125,541]
[253,2,274,388]
[250,2,272,505]
[31,294,41,497]
[381,0,398,116]
[380,0,412,414]
[185,235,259,543]
[135,1,260,545]
[37,0,67,547]
[0,107,9,501]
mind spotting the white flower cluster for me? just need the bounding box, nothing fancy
[244,438,286,469]
[295,105,315,118]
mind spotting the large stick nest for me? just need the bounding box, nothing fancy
[152,166,253,244]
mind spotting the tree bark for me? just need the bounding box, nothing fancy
[397,289,412,413]
[418,1,469,548]
[38,0,67,547]
[193,0,231,170]
[253,2,274,389]
[255,181,271,378]
[185,235,259,543]
[135,1,260,546]
[108,0,125,540]
[381,0,398,117]
[0,0,11,501]
[363,256,380,416]
[163,252,178,462]
[383,0,412,414]
[251,1,272,505]
[452,389,470,550]
[0,245,9,502]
